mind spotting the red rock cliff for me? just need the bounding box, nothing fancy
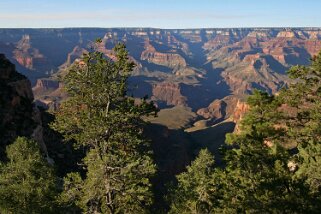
[152,82,187,106]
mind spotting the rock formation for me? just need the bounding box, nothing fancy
[197,96,249,124]
[13,35,52,72]
[141,42,187,69]
[0,28,320,130]
[152,82,187,106]
[33,78,60,95]
[0,54,48,158]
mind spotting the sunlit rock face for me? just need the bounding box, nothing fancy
[151,82,187,107]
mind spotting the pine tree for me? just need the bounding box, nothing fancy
[220,90,314,213]
[214,52,321,212]
[169,149,221,214]
[52,42,156,213]
[169,50,321,213]
[0,137,59,214]
[281,52,321,195]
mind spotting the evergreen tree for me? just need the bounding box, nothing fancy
[52,42,156,213]
[215,53,321,213]
[0,137,59,214]
[169,149,220,214]
[169,51,321,213]
[219,90,314,213]
[280,52,321,196]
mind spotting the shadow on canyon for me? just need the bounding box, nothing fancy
[174,34,232,111]
[145,121,235,212]
[181,67,231,111]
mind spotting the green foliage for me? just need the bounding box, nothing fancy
[283,52,321,194]
[217,53,321,212]
[218,69,321,212]
[169,52,321,213]
[0,137,59,214]
[52,42,157,213]
[169,149,219,214]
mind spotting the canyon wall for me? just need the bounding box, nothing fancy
[0,54,48,158]
[0,28,321,128]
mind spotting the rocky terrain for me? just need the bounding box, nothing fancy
[0,28,321,131]
[0,54,48,159]
[2,29,319,200]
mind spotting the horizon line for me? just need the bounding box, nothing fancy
[1,26,321,30]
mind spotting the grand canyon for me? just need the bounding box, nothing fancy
[1,26,321,212]
[1,28,320,131]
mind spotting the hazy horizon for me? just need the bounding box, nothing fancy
[1,27,321,30]
[0,0,321,28]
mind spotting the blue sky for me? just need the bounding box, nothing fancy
[0,0,320,28]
